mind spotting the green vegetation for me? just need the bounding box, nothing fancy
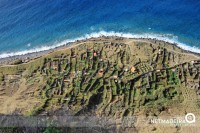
[0,38,199,122]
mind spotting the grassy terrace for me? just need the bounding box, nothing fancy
[0,37,199,119]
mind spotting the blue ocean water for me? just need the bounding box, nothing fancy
[0,0,200,57]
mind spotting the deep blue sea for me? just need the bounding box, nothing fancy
[0,0,200,58]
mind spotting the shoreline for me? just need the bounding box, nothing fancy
[0,42,73,65]
[0,36,199,65]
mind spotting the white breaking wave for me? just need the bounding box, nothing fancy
[0,31,199,59]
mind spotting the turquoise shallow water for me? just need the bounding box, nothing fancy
[0,0,200,58]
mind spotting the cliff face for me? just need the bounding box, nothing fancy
[0,37,200,132]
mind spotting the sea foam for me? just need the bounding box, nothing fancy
[0,31,199,59]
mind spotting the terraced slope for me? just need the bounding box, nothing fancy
[0,37,200,132]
